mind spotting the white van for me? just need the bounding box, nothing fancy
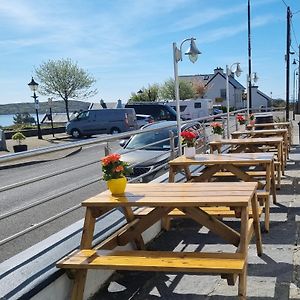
[66,109,138,138]
[165,98,213,120]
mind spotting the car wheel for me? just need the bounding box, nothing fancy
[71,128,81,138]
[110,127,121,134]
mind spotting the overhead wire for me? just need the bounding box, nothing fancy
[280,0,288,8]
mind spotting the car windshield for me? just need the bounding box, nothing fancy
[125,127,177,150]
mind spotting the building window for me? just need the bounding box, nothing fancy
[220,89,226,99]
[194,103,201,108]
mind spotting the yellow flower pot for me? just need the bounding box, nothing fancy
[107,177,127,195]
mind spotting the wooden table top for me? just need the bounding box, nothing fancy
[249,122,290,127]
[169,153,274,166]
[232,128,287,135]
[82,182,257,208]
[210,137,283,145]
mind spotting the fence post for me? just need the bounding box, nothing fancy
[221,117,226,138]
[169,130,176,160]
[298,122,300,145]
[0,129,8,151]
[104,142,111,156]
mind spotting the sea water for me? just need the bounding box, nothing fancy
[0,114,38,127]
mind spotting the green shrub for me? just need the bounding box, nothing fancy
[12,132,26,145]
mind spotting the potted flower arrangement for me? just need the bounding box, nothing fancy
[236,114,246,131]
[210,122,224,141]
[12,132,28,152]
[249,113,255,127]
[101,153,132,194]
[181,130,197,158]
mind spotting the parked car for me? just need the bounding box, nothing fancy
[66,108,138,138]
[125,103,177,121]
[136,114,154,128]
[119,121,204,182]
[213,105,223,115]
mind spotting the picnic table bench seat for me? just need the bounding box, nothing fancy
[57,249,246,274]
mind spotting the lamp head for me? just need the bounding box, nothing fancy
[253,72,259,83]
[185,38,201,64]
[293,58,297,65]
[28,77,39,92]
[234,63,242,77]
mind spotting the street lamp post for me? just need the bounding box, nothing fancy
[246,72,258,118]
[173,37,201,155]
[48,97,55,137]
[226,63,242,138]
[28,77,42,139]
[293,49,300,116]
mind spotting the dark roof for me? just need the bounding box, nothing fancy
[256,89,271,101]
[179,71,245,90]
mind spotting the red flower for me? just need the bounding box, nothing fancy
[181,130,197,147]
[210,122,223,135]
[236,114,246,125]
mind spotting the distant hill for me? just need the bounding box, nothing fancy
[0,100,91,115]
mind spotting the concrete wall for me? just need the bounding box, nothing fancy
[0,203,162,300]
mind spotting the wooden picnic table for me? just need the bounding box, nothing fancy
[169,152,276,232]
[231,128,289,161]
[246,122,292,150]
[210,137,284,181]
[57,182,262,300]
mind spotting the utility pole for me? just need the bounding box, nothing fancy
[247,0,252,112]
[286,7,291,121]
[298,44,300,116]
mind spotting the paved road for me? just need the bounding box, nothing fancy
[0,139,121,262]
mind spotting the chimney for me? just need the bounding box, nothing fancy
[214,67,224,75]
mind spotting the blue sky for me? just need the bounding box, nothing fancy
[0,0,299,105]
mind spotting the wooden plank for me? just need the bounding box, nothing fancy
[122,206,145,250]
[94,219,140,250]
[180,207,241,246]
[117,207,172,246]
[57,250,245,274]
[83,195,251,207]
[134,207,263,218]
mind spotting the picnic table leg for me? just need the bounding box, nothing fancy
[238,206,248,300]
[122,207,145,250]
[238,264,247,300]
[250,193,263,256]
[263,163,271,232]
[271,161,277,204]
[71,208,97,300]
[168,166,176,182]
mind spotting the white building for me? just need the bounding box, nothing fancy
[180,67,271,110]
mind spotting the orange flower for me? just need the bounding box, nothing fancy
[101,153,132,181]
[101,153,121,166]
[114,165,124,173]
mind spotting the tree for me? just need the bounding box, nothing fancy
[35,58,97,120]
[192,79,210,98]
[159,78,196,100]
[13,112,35,125]
[129,84,160,103]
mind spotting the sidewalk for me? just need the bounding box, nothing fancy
[0,133,74,156]
[91,120,300,300]
[0,133,82,168]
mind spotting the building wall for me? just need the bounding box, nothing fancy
[204,74,244,108]
[251,86,269,109]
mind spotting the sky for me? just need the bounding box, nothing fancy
[0,0,299,106]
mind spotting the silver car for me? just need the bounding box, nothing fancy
[120,121,204,182]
